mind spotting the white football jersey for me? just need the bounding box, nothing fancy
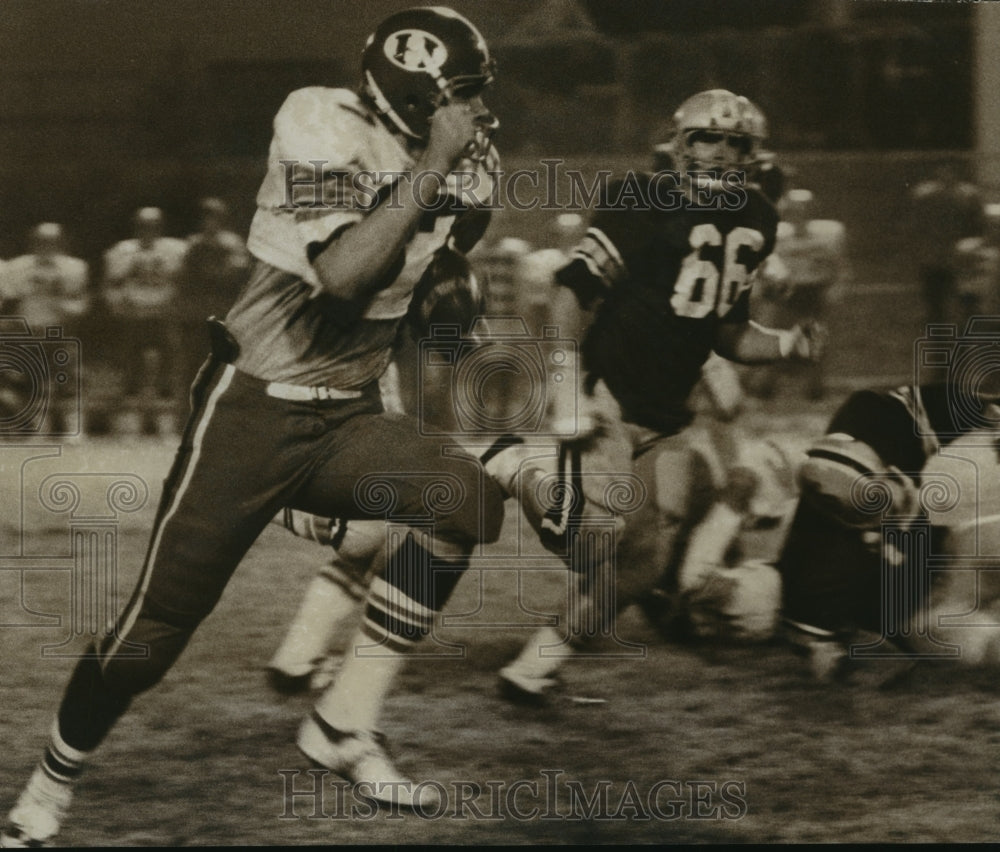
[247,86,495,321]
[229,87,497,387]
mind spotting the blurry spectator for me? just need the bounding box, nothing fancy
[953,202,1000,319]
[0,223,89,435]
[0,223,89,333]
[471,235,532,426]
[177,197,249,412]
[909,163,985,328]
[752,188,850,401]
[102,207,187,432]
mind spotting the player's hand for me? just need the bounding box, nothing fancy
[783,321,827,362]
[424,101,492,172]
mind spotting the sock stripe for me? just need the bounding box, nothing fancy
[363,605,429,645]
[46,744,82,774]
[360,618,417,653]
[49,720,88,766]
[42,750,82,783]
[365,598,430,634]
[368,577,435,622]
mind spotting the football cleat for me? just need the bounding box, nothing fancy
[297,713,439,810]
[497,665,559,705]
[1,785,71,848]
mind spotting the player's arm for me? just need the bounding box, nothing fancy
[309,103,484,308]
[714,319,819,363]
[713,291,820,364]
[59,260,91,316]
[552,175,650,316]
[100,247,131,310]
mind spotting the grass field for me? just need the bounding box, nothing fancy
[1,398,999,846]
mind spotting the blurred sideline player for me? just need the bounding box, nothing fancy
[909,162,985,327]
[3,7,510,845]
[952,202,1000,318]
[752,188,850,400]
[0,223,90,434]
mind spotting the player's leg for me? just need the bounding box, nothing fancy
[2,365,302,846]
[266,517,383,693]
[263,425,540,695]
[498,426,702,701]
[778,393,921,679]
[291,411,505,807]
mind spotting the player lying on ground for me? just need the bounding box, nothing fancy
[2,7,528,846]
[777,378,1000,679]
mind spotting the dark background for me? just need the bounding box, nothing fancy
[0,0,989,396]
[0,0,976,255]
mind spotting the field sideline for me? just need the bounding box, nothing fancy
[1,401,998,845]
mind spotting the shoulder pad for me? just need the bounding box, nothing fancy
[273,87,374,170]
[105,239,139,258]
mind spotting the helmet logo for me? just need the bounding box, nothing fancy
[384,29,448,74]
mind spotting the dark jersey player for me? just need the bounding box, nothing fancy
[497,89,823,699]
[2,7,509,846]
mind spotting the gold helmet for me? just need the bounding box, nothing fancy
[666,89,767,174]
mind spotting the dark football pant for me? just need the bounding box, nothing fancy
[778,389,930,640]
[56,358,504,751]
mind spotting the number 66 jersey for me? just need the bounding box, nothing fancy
[557,171,779,435]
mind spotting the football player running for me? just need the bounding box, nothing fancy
[264,91,822,704]
[2,7,508,846]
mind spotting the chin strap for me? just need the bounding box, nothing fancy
[362,71,420,141]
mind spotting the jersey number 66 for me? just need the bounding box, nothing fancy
[672,224,764,319]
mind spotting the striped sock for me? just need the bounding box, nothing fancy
[40,718,88,787]
[313,529,467,732]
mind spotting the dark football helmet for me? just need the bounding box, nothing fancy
[361,6,497,151]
